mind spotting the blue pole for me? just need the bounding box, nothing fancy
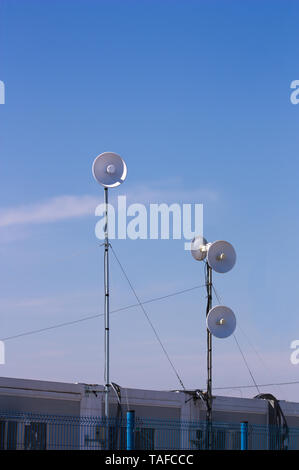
[127,410,135,450]
[241,421,248,450]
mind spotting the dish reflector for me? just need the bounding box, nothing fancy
[207,240,236,273]
[92,152,127,188]
[207,305,236,338]
[191,236,208,261]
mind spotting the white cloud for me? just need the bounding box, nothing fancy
[0,182,219,229]
[0,195,99,228]
[124,182,219,205]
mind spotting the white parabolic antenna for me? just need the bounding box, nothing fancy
[92,152,127,188]
[206,305,236,339]
[191,236,208,261]
[207,240,236,273]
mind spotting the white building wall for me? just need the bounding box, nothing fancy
[2,377,299,449]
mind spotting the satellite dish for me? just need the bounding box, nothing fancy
[207,240,236,273]
[191,236,208,261]
[206,305,236,339]
[92,152,127,188]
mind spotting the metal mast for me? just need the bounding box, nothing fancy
[206,263,212,449]
[191,237,237,450]
[104,187,110,419]
[92,152,128,423]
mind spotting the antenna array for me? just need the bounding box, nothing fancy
[191,235,237,448]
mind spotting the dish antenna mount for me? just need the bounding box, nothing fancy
[191,235,237,448]
[92,152,127,421]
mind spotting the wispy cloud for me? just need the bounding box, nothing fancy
[0,183,219,229]
[124,181,219,205]
[0,195,99,228]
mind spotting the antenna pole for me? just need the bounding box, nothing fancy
[92,152,127,428]
[104,187,110,420]
[206,263,212,449]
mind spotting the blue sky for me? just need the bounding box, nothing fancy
[0,0,299,401]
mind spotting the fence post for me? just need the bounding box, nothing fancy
[240,421,248,450]
[127,410,135,450]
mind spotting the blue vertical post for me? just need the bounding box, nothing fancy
[241,421,248,450]
[127,410,135,450]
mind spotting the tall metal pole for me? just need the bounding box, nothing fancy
[104,187,110,420]
[206,263,212,449]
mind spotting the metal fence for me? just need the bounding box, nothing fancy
[0,409,298,450]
